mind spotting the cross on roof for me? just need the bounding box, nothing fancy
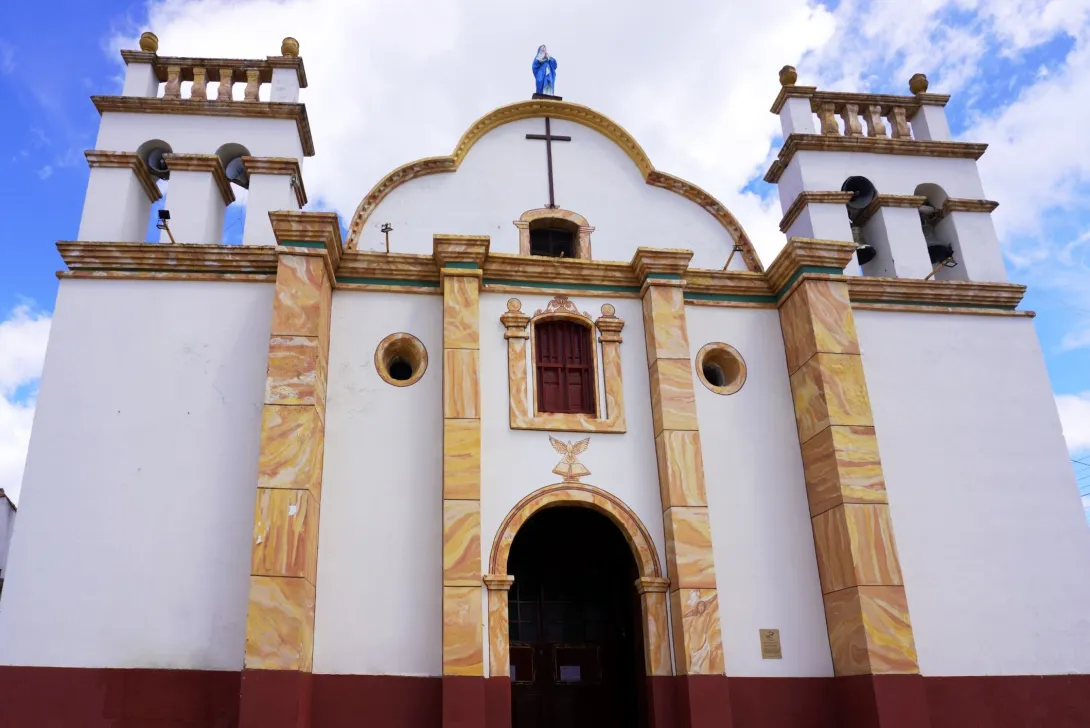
[525,117,571,209]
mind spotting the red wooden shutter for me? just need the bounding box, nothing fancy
[535,321,595,415]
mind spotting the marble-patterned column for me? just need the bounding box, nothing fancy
[239,212,341,728]
[632,248,727,728]
[435,235,490,728]
[775,238,925,726]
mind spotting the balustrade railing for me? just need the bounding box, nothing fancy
[119,33,306,104]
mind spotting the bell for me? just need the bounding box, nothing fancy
[928,242,954,264]
[857,245,877,265]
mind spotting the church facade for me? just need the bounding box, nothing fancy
[1,35,1089,728]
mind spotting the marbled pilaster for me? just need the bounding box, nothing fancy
[775,239,919,681]
[436,236,488,728]
[632,247,723,683]
[241,213,341,728]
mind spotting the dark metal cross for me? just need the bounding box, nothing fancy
[525,117,571,209]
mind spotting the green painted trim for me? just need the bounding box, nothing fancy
[774,265,844,299]
[279,240,326,249]
[647,272,681,280]
[445,261,479,270]
[684,292,778,304]
[483,278,642,294]
[338,277,441,288]
[852,299,1016,311]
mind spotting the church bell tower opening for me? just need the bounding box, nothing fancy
[507,507,645,728]
[529,219,577,258]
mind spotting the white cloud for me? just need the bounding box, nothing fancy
[36,165,53,180]
[0,305,52,506]
[1056,391,1090,455]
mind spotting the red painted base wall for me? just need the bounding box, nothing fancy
[1,667,1089,728]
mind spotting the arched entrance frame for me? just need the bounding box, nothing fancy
[485,482,672,682]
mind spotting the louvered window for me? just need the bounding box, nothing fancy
[534,320,596,414]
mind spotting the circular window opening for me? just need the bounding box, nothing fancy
[375,333,427,387]
[696,343,746,395]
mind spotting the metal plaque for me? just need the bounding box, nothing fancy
[760,629,782,659]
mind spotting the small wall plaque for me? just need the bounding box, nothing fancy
[760,629,782,659]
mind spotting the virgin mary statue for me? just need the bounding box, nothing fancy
[533,45,557,96]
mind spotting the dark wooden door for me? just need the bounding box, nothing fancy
[508,508,644,728]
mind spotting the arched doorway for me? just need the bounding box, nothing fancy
[507,507,644,728]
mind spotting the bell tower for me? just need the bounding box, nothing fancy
[78,31,313,246]
[766,66,1007,282]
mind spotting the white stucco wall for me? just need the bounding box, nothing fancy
[855,310,1090,676]
[0,279,272,670]
[96,113,304,161]
[359,119,743,269]
[686,305,833,677]
[0,499,14,583]
[312,291,444,676]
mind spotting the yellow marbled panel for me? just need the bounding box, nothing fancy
[243,575,315,671]
[443,500,481,584]
[812,503,902,593]
[649,358,698,436]
[801,425,886,517]
[251,488,319,584]
[507,338,532,427]
[444,274,480,351]
[318,273,332,355]
[443,585,484,676]
[258,405,325,499]
[823,586,918,676]
[600,341,625,424]
[271,255,326,338]
[487,588,510,677]
[663,507,716,589]
[642,284,690,365]
[779,279,858,375]
[790,353,873,444]
[670,588,724,676]
[654,430,707,508]
[444,418,481,500]
[640,590,672,676]
[444,348,480,419]
[266,336,325,410]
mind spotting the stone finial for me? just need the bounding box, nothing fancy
[139,32,159,53]
[281,37,300,57]
[909,73,929,94]
[779,65,798,87]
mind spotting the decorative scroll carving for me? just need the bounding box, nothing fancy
[533,295,592,321]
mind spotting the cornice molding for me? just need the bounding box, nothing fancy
[91,96,315,156]
[769,85,950,117]
[162,153,235,205]
[854,194,928,227]
[343,99,763,271]
[778,190,854,233]
[630,248,694,282]
[434,234,490,269]
[269,211,342,273]
[56,241,278,277]
[242,156,307,207]
[766,237,857,294]
[847,277,1025,310]
[764,134,987,183]
[943,198,999,214]
[84,150,161,203]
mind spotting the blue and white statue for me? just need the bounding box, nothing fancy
[533,45,557,96]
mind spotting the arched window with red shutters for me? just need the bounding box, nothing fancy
[534,319,596,415]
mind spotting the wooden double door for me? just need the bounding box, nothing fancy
[507,507,645,728]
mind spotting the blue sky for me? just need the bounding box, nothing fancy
[0,0,1088,512]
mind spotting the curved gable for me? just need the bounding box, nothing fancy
[345,99,762,272]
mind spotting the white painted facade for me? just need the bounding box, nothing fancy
[358,119,744,270]
[0,279,273,670]
[687,306,834,678]
[855,311,1090,676]
[0,494,14,588]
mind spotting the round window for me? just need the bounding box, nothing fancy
[695,343,746,395]
[375,333,428,387]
